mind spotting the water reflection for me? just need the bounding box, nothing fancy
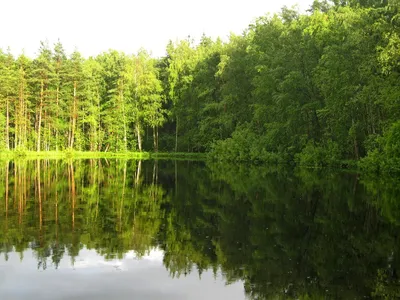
[0,248,243,300]
[0,159,400,299]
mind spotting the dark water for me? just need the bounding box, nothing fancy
[0,159,399,299]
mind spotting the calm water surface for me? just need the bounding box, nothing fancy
[0,159,399,299]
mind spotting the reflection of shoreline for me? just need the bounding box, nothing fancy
[2,159,400,299]
[73,248,165,271]
[0,159,164,266]
[0,247,165,272]
[0,248,245,300]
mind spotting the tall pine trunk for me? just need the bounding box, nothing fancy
[16,76,25,150]
[5,97,9,150]
[97,91,102,151]
[55,85,59,151]
[37,80,44,152]
[69,81,77,149]
[24,104,28,150]
[120,82,127,152]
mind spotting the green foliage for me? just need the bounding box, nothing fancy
[173,4,400,171]
[295,140,341,167]
[372,269,400,299]
[210,125,285,163]
[2,3,400,171]
[361,121,400,172]
[0,43,164,153]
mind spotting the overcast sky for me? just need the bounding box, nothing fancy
[2,0,313,58]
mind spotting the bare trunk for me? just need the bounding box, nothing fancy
[19,67,26,149]
[98,90,102,151]
[5,97,9,150]
[56,86,59,151]
[24,104,28,150]
[136,122,142,152]
[120,81,127,152]
[153,126,157,152]
[16,81,25,150]
[70,81,77,149]
[37,80,44,152]
[123,119,127,151]
[14,97,18,150]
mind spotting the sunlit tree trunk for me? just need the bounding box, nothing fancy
[55,86,59,151]
[24,104,28,150]
[5,97,9,150]
[69,81,78,149]
[97,94,102,151]
[136,122,142,151]
[37,80,44,152]
[153,126,157,152]
[16,73,26,149]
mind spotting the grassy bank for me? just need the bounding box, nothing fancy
[0,150,207,160]
[150,152,207,160]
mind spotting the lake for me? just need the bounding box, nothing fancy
[0,159,399,299]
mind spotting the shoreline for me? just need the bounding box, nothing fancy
[0,151,208,161]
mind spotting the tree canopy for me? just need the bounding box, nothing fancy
[1,1,400,171]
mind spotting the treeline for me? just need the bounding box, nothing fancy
[0,45,164,152]
[2,0,400,170]
[158,0,400,171]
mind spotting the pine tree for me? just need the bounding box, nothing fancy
[31,42,55,152]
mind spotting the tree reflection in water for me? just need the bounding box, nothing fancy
[0,159,399,299]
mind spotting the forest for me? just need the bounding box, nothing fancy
[1,0,400,171]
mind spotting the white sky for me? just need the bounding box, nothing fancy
[1,0,313,58]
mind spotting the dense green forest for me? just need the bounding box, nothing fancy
[1,0,400,170]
